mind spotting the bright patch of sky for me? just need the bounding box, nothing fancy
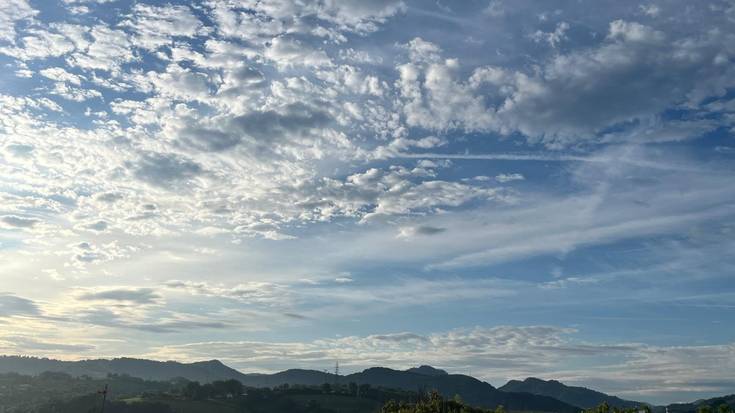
[0,0,734,404]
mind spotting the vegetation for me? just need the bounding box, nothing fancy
[181,379,244,399]
[582,401,651,413]
[0,371,178,413]
[37,394,175,413]
[668,396,735,413]
[696,404,734,413]
[2,366,733,413]
[380,391,498,413]
[0,357,582,412]
[0,371,418,413]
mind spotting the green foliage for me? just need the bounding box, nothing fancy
[668,395,735,413]
[584,401,652,413]
[4,372,419,413]
[698,405,734,413]
[381,390,492,413]
[37,395,175,413]
[181,379,243,400]
[0,372,175,413]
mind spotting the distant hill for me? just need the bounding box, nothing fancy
[343,367,578,412]
[0,356,579,412]
[5,356,734,413]
[0,356,246,383]
[239,366,578,411]
[242,368,335,387]
[499,377,644,409]
[0,356,340,388]
[406,365,449,376]
[666,394,735,413]
[0,370,178,412]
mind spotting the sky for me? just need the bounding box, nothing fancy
[0,0,734,405]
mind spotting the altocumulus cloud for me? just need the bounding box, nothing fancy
[77,287,163,305]
[0,0,733,405]
[1,215,41,229]
[0,293,41,317]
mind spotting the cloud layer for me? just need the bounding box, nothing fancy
[0,0,733,404]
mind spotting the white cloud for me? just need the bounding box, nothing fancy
[640,4,661,17]
[207,2,286,41]
[50,82,101,101]
[314,0,406,31]
[495,173,524,183]
[0,0,37,42]
[39,67,83,85]
[490,20,733,146]
[404,37,442,63]
[265,36,333,69]
[301,164,505,222]
[67,241,139,268]
[529,21,570,48]
[124,4,209,50]
[67,24,133,72]
[395,20,735,147]
[607,20,663,43]
[146,64,212,101]
[0,3,733,404]
[0,29,75,60]
[317,64,385,96]
[397,56,496,131]
[208,0,405,39]
[164,279,289,305]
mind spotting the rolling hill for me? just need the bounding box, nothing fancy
[666,394,735,413]
[0,356,246,383]
[0,356,579,412]
[499,377,644,409]
[345,367,579,412]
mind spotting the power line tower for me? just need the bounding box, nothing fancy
[333,360,340,390]
[98,384,109,413]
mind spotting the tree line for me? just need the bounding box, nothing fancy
[381,391,503,413]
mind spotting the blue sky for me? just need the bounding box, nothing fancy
[0,0,734,405]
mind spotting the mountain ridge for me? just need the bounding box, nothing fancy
[500,376,645,409]
[406,365,449,376]
[8,356,731,412]
[667,394,735,413]
[0,356,579,412]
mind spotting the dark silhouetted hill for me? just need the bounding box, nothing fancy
[0,357,579,412]
[0,356,246,383]
[344,367,579,412]
[666,394,735,413]
[406,365,449,376]
[242,368,335,387]
[499,377,643,409]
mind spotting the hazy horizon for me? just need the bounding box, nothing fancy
[1,0,734,406]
